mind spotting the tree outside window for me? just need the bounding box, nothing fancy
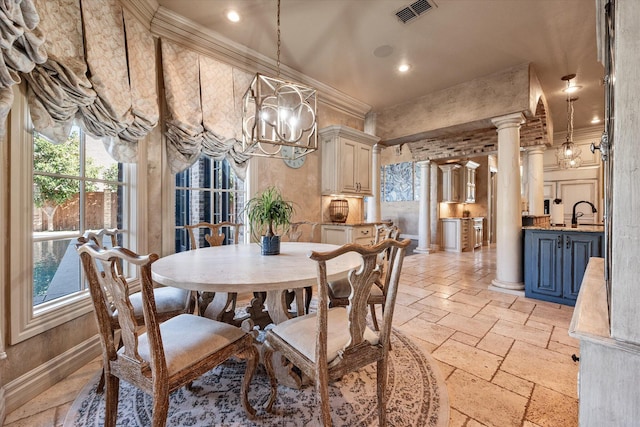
[32,128,124,306]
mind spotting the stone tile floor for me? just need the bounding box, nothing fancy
[5,246,579,426]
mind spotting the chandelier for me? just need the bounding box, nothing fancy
[239,0,317,159]
[556,74,582,169]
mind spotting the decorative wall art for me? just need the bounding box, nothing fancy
[383,162,417,202]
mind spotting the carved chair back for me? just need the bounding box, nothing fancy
[77,242,258,425]
[285,221,319,242]
[264,238,410,426]
[185,222,243,249]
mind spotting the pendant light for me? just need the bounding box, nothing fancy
[556,74,582,169]
[239,0,317,159]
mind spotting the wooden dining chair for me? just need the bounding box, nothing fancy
[79,229,196,323]
[184,221,243,249]
[78,229,196,392]
[328,224,401,330]
[263,238,410,426]
[184,222,243,322]
[284,221,320,314]
[77,241,258,426]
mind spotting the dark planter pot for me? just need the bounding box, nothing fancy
[261,235,281,255]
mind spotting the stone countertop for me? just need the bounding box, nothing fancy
[569,257,611,342]
[523,225,604,233]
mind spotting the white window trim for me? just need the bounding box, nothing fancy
[8,84,138,344]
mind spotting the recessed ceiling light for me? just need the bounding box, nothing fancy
[591,117,601,124]
[226,10,240,22]
[398,63,411,73]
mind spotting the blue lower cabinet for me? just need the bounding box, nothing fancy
[524,229,602,306]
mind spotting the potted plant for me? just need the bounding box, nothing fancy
[244,186,294,255]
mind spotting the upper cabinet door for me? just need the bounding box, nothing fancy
[320,126,379,196]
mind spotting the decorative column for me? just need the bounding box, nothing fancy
[526,145,545,216]
[430,162,439,251]
[491,113,525,291]
[414,160,431,253]
[367,144,382,222]
[364,113,381,223]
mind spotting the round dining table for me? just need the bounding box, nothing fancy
[151,242,362,325]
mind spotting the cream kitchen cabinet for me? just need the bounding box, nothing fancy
[463,160,480,203]
[473,217,483,248]
[321,224,375,246]
[440,218,471,252]
[320,125,379,196]
[439,164,462,203]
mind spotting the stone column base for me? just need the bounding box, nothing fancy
[413,247,431,254]
[490,279,525,293]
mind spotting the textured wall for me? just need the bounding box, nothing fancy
[374,63,532,142]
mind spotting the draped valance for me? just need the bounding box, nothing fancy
[161,39,252,178]
[0,0,46,138]
[3,0,254,173]
[23,0,158,163]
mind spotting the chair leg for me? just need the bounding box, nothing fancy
[96,367,106,393]
[369,303,380,331]
[377,358,388,427]
[262,341,278,413]
[317,365,332,426]
[238,342,258,419]
[152,384,170,427]
[104,374,119,427]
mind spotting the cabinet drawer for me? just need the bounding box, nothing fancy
[353,226,373,239]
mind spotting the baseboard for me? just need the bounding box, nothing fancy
[4,335,101,414]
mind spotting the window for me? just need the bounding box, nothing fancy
[175,156,245,251]
[9,86,133,343]
[32,127,126,306]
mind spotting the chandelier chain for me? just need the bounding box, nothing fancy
[276,0,281,76]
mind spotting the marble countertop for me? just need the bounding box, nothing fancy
[523,225,604,232]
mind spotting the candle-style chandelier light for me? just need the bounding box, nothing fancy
[556,74,583,169]
[239,0,317,160]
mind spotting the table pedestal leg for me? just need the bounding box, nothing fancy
[201,292,236,324]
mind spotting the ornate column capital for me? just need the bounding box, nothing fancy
[491,112,525,130]
[416,159,430,167]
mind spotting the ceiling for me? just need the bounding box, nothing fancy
[156,0,605,142]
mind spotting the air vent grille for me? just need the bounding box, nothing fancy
[395,0,433,24]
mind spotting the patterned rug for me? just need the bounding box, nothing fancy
[64,330,449,426]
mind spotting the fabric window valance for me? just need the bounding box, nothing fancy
[23,0,158,163]
[161,39,251,178]
[0,0,47,138]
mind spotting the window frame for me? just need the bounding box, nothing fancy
[8,84,137,344]
[174,155,247,253]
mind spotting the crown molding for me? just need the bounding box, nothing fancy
[149,6,371,119]
[121,0,158,30]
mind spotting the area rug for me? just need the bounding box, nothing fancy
[64,330,449,426]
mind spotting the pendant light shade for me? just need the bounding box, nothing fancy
[239,0,317,159]
[556,74,582,169]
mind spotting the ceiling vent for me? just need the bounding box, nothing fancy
[395,0,434,24]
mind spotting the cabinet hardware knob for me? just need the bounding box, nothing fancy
[557,235,562,248]
[566,235,571,249]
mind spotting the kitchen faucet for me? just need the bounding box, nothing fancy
[571,201,597,228]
